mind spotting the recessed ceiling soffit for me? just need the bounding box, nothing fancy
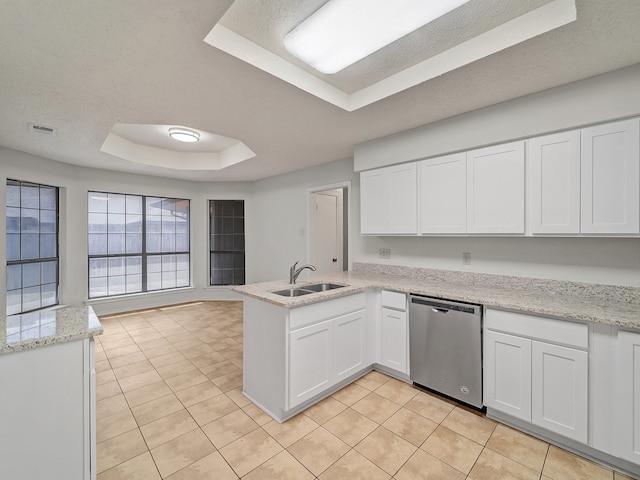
[205,0,577,111]
[100,124,255,171]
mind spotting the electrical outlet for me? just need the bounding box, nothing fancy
[462,252,471,265]
[379,248,391,259]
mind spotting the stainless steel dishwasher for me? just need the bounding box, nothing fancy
[409,295,483,409]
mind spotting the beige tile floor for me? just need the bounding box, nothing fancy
[95,301,637,480]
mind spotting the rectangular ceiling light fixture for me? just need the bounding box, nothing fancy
[284,0,471,74]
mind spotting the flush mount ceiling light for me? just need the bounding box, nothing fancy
[284,0,472,74]
[168,127,200,143]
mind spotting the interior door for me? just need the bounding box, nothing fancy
[311,191,341,274]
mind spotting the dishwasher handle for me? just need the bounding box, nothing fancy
[432,307,449,314]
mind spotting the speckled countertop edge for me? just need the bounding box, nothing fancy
[232,271,640,331]
[1,305,103,355]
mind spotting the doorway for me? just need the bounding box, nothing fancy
[308,183,350,274]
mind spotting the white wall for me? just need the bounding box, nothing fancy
[248,158,357,283]
[354,235,640,286]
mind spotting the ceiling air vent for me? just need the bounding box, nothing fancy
[28,123,57,135]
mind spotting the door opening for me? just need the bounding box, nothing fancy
[309,183,350,274]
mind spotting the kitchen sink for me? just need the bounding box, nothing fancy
[302,283,345,292]
[271,288,314,297]
[271,283,346,297]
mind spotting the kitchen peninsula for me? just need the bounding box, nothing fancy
[0,305,103,480]
[234,263,640,476]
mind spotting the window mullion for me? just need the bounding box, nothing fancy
[142,195,147,293]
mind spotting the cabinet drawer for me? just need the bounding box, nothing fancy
[289,293,366,331]
[486,308,588,349]
[381,290,406,310]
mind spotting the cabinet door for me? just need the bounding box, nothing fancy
[419,153,467,234]
[380,307,408,374]
[484,330,532,420]
[581,118,640,234]
[0,340,88,480]
[467,141,525,234]
[289,319,333,408]
[388,163,418,234]
[528,131,581,234]
[531,341,588,443]
[617,330,640,464]
[360,163,417,234]
[334,310,366,382]
[361,169,388,234]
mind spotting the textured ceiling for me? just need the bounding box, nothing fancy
[220,0,555,93]
[1,0,640,181]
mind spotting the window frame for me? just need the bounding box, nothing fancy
[6,179,59,315]
[87,191,191,299]
[209,199,245,286]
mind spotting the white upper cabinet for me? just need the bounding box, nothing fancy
[466,141,525,234]
[361,162,417,235]
[581,118,640,234]
[361,117,639,237]
[528,131,581,234]
[419,153,467,234]
[360,168,387,234]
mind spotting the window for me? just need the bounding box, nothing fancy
[6,179,59,315]
[209,200,245,285]
[88,192,190,298]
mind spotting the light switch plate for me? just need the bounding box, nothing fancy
[379,248,391,259]
[463,252,471,265]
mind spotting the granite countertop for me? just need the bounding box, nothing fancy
[232,268,640,331]
[0,305,103,354]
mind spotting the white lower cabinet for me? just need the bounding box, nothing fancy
[289,319,333,407]
[616,330,640,464]
[531,341,588,442]
[334,310,367,381]
[286,292,368,410]
[484,330,532,421]
[0,338,95,480]
[380,307,408,374]
[378,290,409,375]
[484,309,588,444]
[289,309,367,408]
[243,293,369,421]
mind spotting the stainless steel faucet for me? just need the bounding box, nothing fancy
[289,261,316,284]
